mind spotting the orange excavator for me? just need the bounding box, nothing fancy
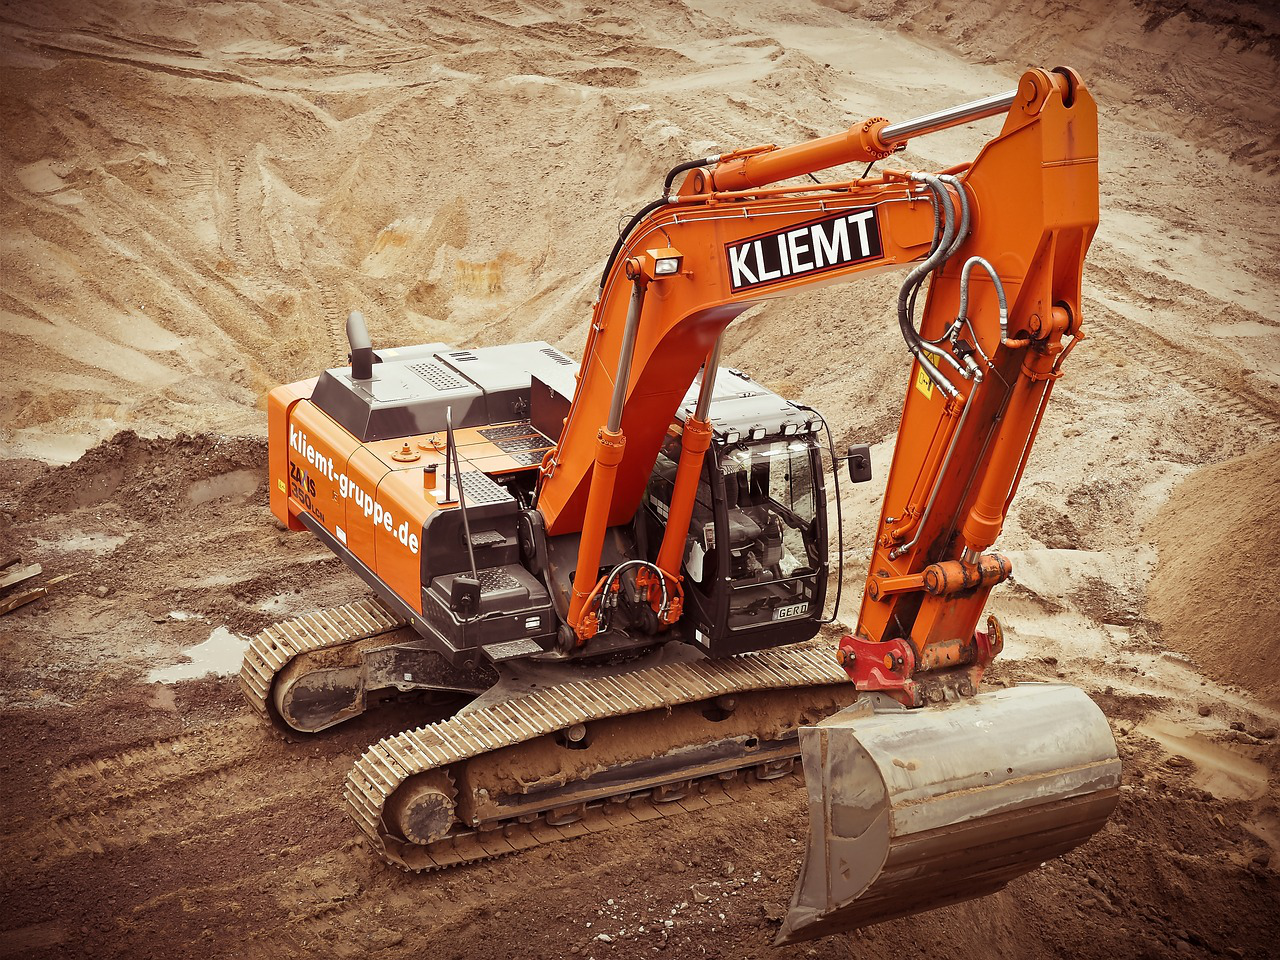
[242,66,1120,943]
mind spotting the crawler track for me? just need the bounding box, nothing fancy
[240,599,855,872]
[239,597,405,728]
[345,647,853,871]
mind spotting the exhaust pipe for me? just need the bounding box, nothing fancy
[778,683,1120,944]
[347,310,374,381]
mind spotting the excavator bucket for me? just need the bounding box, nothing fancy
[777,683,1120,945]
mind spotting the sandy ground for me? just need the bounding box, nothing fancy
[2,0,1279,957]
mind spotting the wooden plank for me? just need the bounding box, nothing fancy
[0,587,48,615]
[0,563,41,592]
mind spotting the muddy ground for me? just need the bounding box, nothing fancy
[0,434,1277,958]
[2,0,1279,958]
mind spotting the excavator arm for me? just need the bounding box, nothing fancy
[539,68,1095,658]
[539,174,939,635]
[535,67,1121,942]
[842,68,1097,709]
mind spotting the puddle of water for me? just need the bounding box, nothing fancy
[147,627,249,683]
[2,429,98,465]
[187,469,261,506]
[1137,717,1270,801]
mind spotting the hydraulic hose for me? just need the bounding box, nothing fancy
[593,559,672,632]
[957,256,1009,342]
[897,173,961,398]
[937,174,971,262]
[662,155,720,196]
[910,173,972,347]
[599,196,672,291]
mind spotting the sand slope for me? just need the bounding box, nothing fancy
[2,0,1280,957]
[1148,442,1280,705]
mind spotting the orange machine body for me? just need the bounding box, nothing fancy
[269,386,552,624]
[267,67,1097,695]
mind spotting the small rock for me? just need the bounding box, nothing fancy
[670,861,687,874]
[93,585,111,598]
[691,884,713,904]
[1197,704,1211,717]
[1252,852,1271,867]
[1230,721,1245,732]
[1254,727,1277,740]
[1104,685,1114,695]
[721,861,735,878]
[595,933,613,943]
[763,902,786,922]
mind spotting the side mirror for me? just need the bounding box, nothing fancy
[450,576,481,618]
[846,445,872,484]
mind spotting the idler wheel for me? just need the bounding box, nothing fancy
[387,771,458,845]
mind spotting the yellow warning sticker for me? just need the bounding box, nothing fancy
[277,478,286,493]
[914,364,935,399]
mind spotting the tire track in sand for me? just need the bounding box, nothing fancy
[5,715,313,865]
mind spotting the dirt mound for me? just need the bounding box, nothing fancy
[10,431,265,522]
[1147,442,1280,705]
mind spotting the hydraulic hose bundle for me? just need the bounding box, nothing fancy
[897,171,1012,392]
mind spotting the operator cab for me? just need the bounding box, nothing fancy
[644,368,828,656]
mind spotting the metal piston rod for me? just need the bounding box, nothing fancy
[879,90,1017,145]
[567,276,647,633]
[655,336,722,576]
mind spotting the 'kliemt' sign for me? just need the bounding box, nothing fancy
[726,207,882,292]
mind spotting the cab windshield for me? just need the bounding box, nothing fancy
[717,441,821,627]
